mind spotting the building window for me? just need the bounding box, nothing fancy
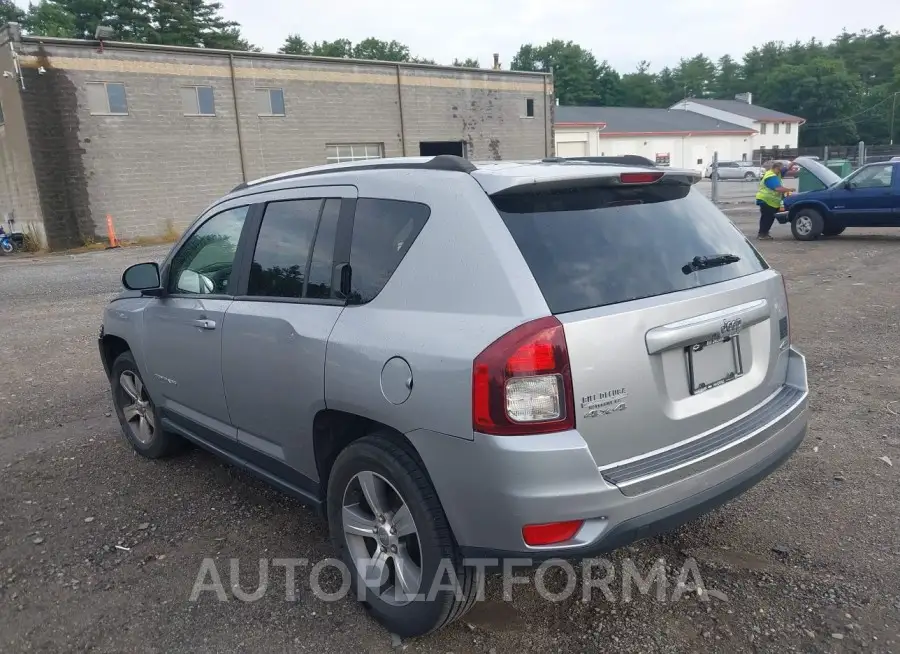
[256,88,285,116]
[86,82,128,115]
[325,143,384,163]
[786,123,791,134]
[181,86,215,116]
[759,123,767,134]
[525,98,534,118]
[774,123,780,135]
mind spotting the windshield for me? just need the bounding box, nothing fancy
[794,156,842,187]
[493,184,768,315]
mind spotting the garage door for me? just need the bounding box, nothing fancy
[557,141,588,157]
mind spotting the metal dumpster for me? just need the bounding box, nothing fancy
[825,159,852,178]
[798,166,827,192]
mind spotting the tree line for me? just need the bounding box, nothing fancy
[3,2,897,146]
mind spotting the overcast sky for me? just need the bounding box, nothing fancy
[220,0,899,72]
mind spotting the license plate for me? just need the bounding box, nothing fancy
[686,336,743,394]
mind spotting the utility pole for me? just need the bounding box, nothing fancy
[891,91,898,146]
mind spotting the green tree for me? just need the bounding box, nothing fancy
[620,60,664,107]
[24,1,78,38]
[759,58,864,145]
[452,57,480,68]
[0,0,26,24]
[351,37,409,62]
[147,0,254,50]
[655,66,681,105]
[672,54,716,99]
[279,34,310,55]
[51,0,107,39]
[107,0,153,42]
[511,40,622,106]
[714,55,745,99]
[311,38,352,58]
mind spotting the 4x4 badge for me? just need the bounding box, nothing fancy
[584,403,627,419]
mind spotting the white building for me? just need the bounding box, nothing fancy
[670,96,804,152]
[555,106,757,174]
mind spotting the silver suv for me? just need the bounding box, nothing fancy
[99,155,808,636]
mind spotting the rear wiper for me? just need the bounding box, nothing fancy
[682,253,741,274]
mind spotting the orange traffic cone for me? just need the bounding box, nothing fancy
[106,214,120,249]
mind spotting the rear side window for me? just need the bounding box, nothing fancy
[494,184,767,314]
[248,199,339,299]
[348,199,430,304]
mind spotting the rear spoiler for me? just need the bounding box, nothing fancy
[485,168,701,197]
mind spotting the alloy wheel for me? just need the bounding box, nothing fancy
[118,370,156,444]
[342,471,423,606]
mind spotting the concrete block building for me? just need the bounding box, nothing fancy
[0,24,553,249]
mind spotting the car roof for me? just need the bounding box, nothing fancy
[228,155,700,199]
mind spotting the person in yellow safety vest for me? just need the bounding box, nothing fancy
[755,161,794,240]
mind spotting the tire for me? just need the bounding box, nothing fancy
[110,351,184,458]
[823,224,845,237]
[0,240,12,254]
[327,433,480,638]
[791,208,824,241]
[744,171,756,180]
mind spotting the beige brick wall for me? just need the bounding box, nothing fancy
[14,40,552,244]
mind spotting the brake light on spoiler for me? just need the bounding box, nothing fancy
[619,172,665,184]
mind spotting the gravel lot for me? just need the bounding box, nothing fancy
[1,210,899,653]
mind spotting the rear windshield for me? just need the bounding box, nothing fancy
[493,183,768,315]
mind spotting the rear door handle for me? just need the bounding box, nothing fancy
[192,319,217,330]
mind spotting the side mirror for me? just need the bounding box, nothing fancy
[122,262,162,294]
[843,181,853,190]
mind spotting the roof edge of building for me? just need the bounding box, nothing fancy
[13,28,551,78]
[595,129,755,137]
[674,99,804,122]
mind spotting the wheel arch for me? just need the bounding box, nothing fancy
[788,200,831,220]
[312,409,431,504]
[100,333,131,378]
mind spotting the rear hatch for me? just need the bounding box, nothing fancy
[490,169,791,468]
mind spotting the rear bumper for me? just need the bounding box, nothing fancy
[408,347,808,560]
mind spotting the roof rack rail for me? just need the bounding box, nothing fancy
[230,155,476,193]
[552,155,658,167]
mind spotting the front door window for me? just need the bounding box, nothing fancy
[168,206,248,295]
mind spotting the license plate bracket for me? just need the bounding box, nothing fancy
[686,336,743,395]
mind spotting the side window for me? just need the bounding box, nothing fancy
[348,199,430,305]
[168,206,248,295]
[247,199,322,298]
[849,165,893,189]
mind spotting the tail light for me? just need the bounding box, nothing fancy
[780,274,791,344]
[472,316,575,436]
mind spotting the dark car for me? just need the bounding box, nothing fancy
[776,156,900,240]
